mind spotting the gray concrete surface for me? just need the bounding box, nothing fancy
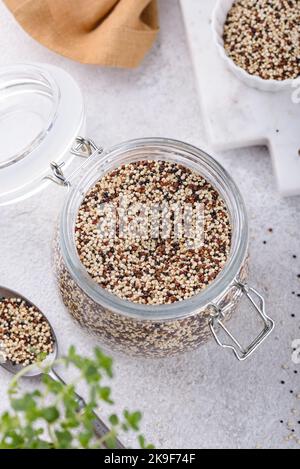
[0,0,299,449]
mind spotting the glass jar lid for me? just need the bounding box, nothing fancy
[0,63,85,206]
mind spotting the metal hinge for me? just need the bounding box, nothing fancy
[45,137,103,187]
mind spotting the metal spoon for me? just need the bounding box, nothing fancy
[0,286,125,449]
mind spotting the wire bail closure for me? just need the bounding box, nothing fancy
[46,137,103,187]
[209,282,275,361]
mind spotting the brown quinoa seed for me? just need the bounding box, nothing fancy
[75,161,232,305]
[223,0,300,81]
[0,298,54,366]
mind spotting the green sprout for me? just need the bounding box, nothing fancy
[0,346,154,449]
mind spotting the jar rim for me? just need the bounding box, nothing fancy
[60,137,249,320]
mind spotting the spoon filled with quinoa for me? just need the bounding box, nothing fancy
[0,286,125,448]
[0,286,56,375]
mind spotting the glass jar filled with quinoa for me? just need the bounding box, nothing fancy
[54,138,274,360]
[0,64,274,361]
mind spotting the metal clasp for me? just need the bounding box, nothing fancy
[70,136,102,158]
[46,137,103,187]
[209,282,275,361]
[48,161,69,187]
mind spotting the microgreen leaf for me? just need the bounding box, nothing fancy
[109,414,119,426]
[41,406,59,424]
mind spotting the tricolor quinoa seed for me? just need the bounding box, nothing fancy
[75,161,232,305]
[223,0,300,81]
[0,298,54,366]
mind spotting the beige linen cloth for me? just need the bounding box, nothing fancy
[3,0,159,68]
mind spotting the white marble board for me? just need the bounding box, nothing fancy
[180,0,300,197]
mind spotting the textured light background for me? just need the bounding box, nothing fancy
[0,0,299,449]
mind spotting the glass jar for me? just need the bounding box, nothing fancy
[0,63,274,361]
[54,137,274,360]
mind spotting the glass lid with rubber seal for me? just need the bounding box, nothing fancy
[0,63,85,206]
